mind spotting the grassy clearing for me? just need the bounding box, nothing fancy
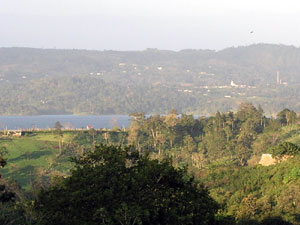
[0,132,73,190]
[0,130,124,189]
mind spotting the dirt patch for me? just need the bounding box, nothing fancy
[259,154,277,166]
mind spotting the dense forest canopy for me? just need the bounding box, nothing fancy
[35,145,218,225]
[1,44,300,115]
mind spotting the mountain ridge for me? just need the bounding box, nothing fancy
[0,44,299,115]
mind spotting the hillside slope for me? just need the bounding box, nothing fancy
[1,44,300,115]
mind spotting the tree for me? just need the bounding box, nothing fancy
[277,109,297,126]
[35,144,218,225]
[236,103,260,123]
[0,148,14,203]
[144,115,166,155]
[128,112,147,153]
[0,147,7,168]
[0,148,28,225]
[88,128,97,144]
[268,142,300,157]
[164,111,179,148]
[54,121,63,131]
[54,121,64,152]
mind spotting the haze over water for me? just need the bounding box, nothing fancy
[0,115,131,130]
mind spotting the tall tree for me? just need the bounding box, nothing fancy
[35,144,218,225]
[54,121,64,152]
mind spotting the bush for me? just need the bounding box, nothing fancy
[268,142,300,157]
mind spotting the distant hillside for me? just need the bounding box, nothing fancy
[0,44,300,115]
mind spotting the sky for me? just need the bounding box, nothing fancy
[1,0,300,51]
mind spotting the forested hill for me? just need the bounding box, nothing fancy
[1,44,300,115]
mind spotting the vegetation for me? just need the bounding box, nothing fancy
[1,104,300,224]
[2,44,300,115]
[35,145,218,225]
[0,147,28,225]
[267,142,300,157]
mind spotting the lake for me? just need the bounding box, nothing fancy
[0,115,132,130]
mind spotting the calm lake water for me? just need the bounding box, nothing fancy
[0,115,132,130]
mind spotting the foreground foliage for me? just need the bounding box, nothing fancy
[35,145,218,225]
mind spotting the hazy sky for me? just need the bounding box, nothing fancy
[1,0,300,50]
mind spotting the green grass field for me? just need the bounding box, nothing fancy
[0,130,126,190]
[1,126,300,191]
[0,132,74,190]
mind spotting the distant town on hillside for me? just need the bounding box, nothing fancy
[0,44,300,116]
